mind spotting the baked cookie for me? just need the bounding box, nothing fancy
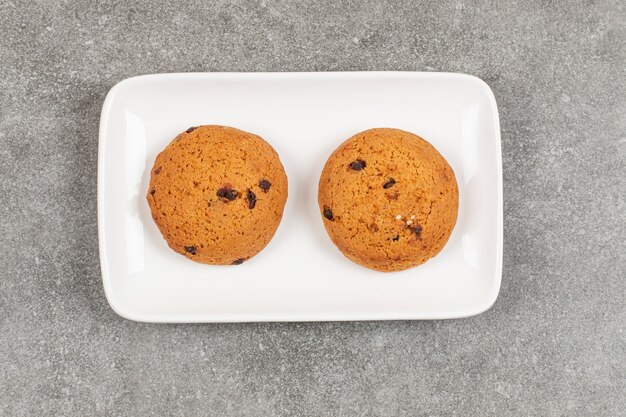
[147,125,288,265]
[318,128,458,272]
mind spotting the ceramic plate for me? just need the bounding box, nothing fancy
[98,72,502,322]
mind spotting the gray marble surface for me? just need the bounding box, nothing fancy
[1,0,625,415]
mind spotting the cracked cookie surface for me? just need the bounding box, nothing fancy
[147,125,288,265]
[318,128,458,272]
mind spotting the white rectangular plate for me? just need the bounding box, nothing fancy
[98,72,502,322]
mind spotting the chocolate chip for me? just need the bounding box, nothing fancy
[383,178,396,189]
[349,160,366,171]
[232,258,244,265]
[246,189,256,209]
[258,179,271,192]
[184,246,196,255]
[392,235,400,241]
[186,126,197,133]
[408,224,423,239]
[217,187,239,201]
[150,188,156,195]
[154,166,162,175]
[323,206,334,221]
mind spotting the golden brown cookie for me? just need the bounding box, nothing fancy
[318,128,458,272]
[147,125,288,265]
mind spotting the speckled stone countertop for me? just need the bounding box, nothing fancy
[1,1,624,415]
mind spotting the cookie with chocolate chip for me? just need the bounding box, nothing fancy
[147,125,288,265]
[318,128,458,272]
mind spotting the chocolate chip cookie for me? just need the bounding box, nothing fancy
[318,128,458,272]
[147,125,288,265]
